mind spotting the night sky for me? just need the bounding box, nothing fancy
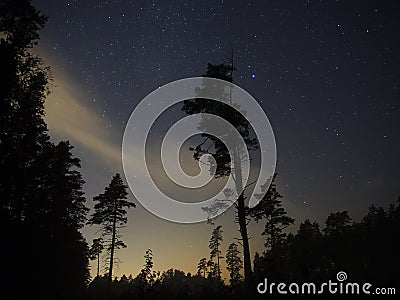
[32,0,399,279]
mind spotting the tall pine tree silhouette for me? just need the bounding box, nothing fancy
[89,173,135,281]
[182,60,257,287]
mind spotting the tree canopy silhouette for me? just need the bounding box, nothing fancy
[1,1,90,299]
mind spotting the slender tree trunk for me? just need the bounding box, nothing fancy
[109,212,117,281]
[233,145,252,288]
[97,253,100,277]
[270,216,275,249]
[226,66,252,288]
[237,193,252,287]
[217,247,220,281]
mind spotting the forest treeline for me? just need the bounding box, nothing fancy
[86,201,400,300]
[1,1,399,299]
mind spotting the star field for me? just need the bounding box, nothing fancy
[33,0,399,277]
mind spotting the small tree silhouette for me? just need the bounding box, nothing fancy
[209,225,224,281]
[226,242,243,285]
[251,174,294,249]
[197,257,207,277]
[89,238,104,277]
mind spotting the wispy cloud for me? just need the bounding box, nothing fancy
[44,70,122,167]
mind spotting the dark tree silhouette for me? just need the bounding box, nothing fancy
[207,259,217,278]
[140,249,156,286]
[286,219,322,281]
[0,0,49,222]
[323,211,352,236]
[209,225,224,281]
[297,219,321,239]
[1,1,90,298]
[129,248,160,299]
[197,257,207,277]
[89,173,135,281]
[250,174,294,249]
[226,242,243,285]
[89,238,104,277]
[182,61,257,287]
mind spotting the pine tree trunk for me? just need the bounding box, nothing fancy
[109,212,117,281]
[233,145,253,288]
[217,248,220,281]
[270,216,275,249]
[238,193,252,287]
[97,253,100,277]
